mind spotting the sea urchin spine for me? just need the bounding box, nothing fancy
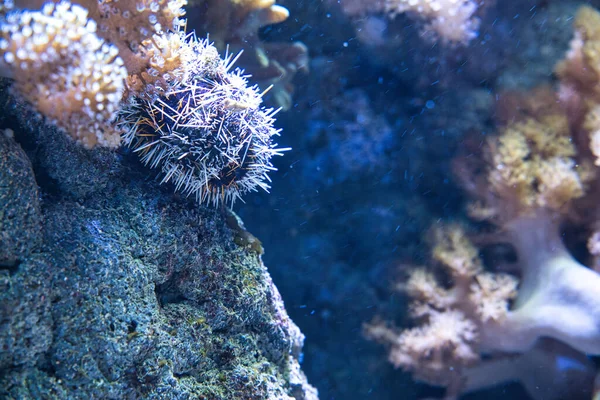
[119,37,288,206]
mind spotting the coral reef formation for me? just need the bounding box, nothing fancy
[3,0,600,399]
[365,5,600,399]
[366,225,518,387]
[0,0,189,147]
[365,223,599,399]
[384,0,482,44]
[233,2,579,399]
[0,0,288,206]
[0,1,127,148]
[0,81,317,400]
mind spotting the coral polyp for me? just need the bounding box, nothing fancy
[120,39,287,206]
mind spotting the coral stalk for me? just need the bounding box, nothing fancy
[480,214,600,355]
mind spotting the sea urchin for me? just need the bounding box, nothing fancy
[119,38,288,206]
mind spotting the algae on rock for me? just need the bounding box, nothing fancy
[0,81,317,400]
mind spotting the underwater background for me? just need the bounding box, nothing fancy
[238,0,600,399]
[0,0,599,399]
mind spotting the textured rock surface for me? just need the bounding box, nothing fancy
[0,128,41,265]
[0,81,317,400]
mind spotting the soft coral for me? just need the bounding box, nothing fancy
[366,32,600,396]
[480,213,600,355]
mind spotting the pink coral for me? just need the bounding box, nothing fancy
[365,225,518,390]
[366,220,600,398]
[0,0,188,147]
[0,1,127,148]
[368,59,600,395]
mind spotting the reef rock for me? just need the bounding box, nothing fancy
[0,81,317,400]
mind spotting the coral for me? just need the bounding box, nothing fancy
[336,0,385,16]
[12,0,188,96]
[186,0,309,110]
[366,220,600,398]
[236,40,309,110]
[80,0,189,98]
[456,106,594,224]
[367,25,600,390]
[555,6,600,167]
[494,85,564,126]
[460,339,596,400]
[336,0,483,44]
[0,0,188,147]
[365,225,517,390]
[489,114,586,212]
[490,216,600,355]
[119,39,288,206]
[0,1,127,148]
[124,28,191,99]
[555,5,600,100]
[385,0,480,44]
[587,229,600,273]
[448,46,600,361]
[188,0,289,46]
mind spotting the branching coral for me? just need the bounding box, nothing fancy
[0,0,188,148]
[556,6,600,167]
[9,0,188,96]
[366,220,600,397]
[446,76,600,395]
[81,0,189,97]
[0,1,127,148]
[367,6,600,397]
[555,6,600,101]
[465,112,593,221]
[365,225,518,390]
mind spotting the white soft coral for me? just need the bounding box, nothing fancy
[365,220,600,396]
[479,214,600,355]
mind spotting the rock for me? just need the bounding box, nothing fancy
[0,127,41,265]
[0,83,317,400]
